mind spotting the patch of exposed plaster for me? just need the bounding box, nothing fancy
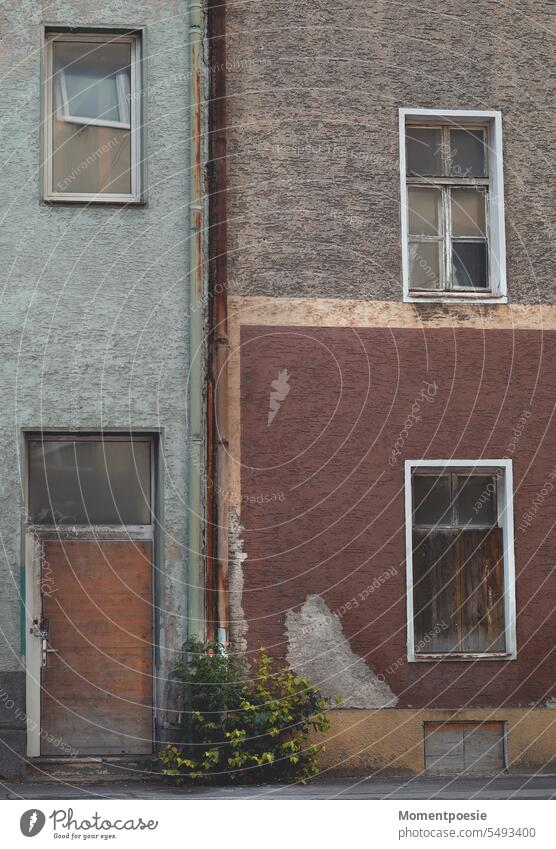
[286,595,398,708]
[228,508,248,653]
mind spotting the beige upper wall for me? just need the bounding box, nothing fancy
[224,1,555,304]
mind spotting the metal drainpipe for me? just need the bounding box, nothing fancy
[186,0,206,640]
[206,0,229,651]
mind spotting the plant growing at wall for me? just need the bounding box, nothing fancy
[160,638,330,783]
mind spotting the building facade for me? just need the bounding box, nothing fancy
[0,1,208,779]
[1,0,554,783]
[214,1,556,773]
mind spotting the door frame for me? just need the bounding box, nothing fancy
[24,433,156,758]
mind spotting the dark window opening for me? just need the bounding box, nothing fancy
[412,469,506,655]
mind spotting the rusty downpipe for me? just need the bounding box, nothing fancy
[206,0,228,647]
[186,0,206,640]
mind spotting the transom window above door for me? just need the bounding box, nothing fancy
[28,436,152,526]
[399,110,506,303]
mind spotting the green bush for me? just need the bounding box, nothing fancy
[160,638,330,783]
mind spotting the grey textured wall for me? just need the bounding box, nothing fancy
[225,1,556,303]
[0,0,195,711]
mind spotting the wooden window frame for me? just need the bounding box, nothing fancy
[412,467,503,530]
[399,109,507,303]
[43,30,143,204]
[404,459,517,662]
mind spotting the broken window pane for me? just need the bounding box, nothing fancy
[449,129,486,177]
[28,439,151,525]
[406,127,443,176]
[51,40,132,194]
[408,186,441,236]
[413,474,452,526]
[451,188,486,238]
[452,242,488,288]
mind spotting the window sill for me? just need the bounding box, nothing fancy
[44,194,145,207]
[411,652,516,662]
[405,292,507,305]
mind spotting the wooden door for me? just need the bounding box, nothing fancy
[40,540,153,756]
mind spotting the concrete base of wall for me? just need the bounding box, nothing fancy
[0,670,27,780]
[316,709,556,776]
[0,730,28,780]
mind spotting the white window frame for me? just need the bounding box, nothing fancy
[44,31,142,204]
[399,109,506,303]
[404,459,517,662]
[57,63,131,129]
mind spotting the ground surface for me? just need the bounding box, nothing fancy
[2,774,555,800]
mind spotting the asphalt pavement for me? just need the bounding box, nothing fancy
[2,773,555,800]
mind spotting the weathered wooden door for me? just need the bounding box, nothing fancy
[25,435,155,758]
[40,540,153,756]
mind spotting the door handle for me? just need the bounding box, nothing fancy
[41,637,59,667]
[38,617,59,667]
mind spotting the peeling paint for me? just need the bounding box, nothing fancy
[286,595,398,709]
[228,508,248,653]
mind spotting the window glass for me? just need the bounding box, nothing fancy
[452,242,488,288]
[409,242,441,289]
[50,38,133,195]
[413,474,452,526]
[56,41,131,125]
[456,474,498,527]
[449,129,486,177]
[406,128,442,176]
[451,188,487,238]
[29,439,151,525]
[408,187,441,236]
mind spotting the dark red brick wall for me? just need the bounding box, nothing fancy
[239,324,556,709]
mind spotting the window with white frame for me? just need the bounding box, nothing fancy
[405,461,516,660]
[44,31,142,202]
[399,110,506,301]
